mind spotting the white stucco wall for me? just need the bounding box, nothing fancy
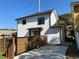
[17,11,61,44]
[17,14,50,37]
[45,27,61,44]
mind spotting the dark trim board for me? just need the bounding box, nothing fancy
[50,25,65,28]
[17,37,29,38]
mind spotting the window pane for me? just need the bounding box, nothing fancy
[22,19,26,25]
[38,17,45,25]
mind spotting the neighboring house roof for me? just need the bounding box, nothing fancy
[0,29,16,36]
[0,29,16,31]
[16,9,54,20]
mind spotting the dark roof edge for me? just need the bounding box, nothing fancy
[16,9,54,21]
[50,25,65,28]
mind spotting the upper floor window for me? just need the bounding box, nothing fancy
[22,19,26,25]
[38,17,45,25]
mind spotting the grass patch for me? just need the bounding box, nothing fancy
[0,51,5,59]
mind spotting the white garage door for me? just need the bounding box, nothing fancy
[47,27,61,44]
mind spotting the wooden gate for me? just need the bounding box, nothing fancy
[6,39,14,59]
[3,34,15,59]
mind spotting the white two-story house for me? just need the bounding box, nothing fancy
[16,9,65,45]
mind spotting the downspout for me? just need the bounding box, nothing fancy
[48,13,51,27]
[60,26,63,45]
[28,29,31,50]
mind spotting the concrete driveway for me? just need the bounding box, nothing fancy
[14,45,67,59]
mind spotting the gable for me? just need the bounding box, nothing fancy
[50,10,58,27]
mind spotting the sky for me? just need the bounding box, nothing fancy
[0,0,79,29]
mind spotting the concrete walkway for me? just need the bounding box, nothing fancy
[14,45,67,59]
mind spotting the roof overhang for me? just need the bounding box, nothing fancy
[16,9,54,21]
[50,25,65,28]
[27,27,43,31]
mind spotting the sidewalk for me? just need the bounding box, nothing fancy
[14,45,67,59]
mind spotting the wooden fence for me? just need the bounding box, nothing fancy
[0,34,48,59]
[16,37,28,55]
[16,36,47,55]
[0,38,4,52]
[0,34,15,59]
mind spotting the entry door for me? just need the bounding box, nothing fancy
[29,29,40,37]
[34,29,40,37]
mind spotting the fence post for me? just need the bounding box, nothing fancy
[1,35,5,51]
[12,33,16,59]
[1,35,8,59]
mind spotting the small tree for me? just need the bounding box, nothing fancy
[58,13,75,40]
[58,13,72,26]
